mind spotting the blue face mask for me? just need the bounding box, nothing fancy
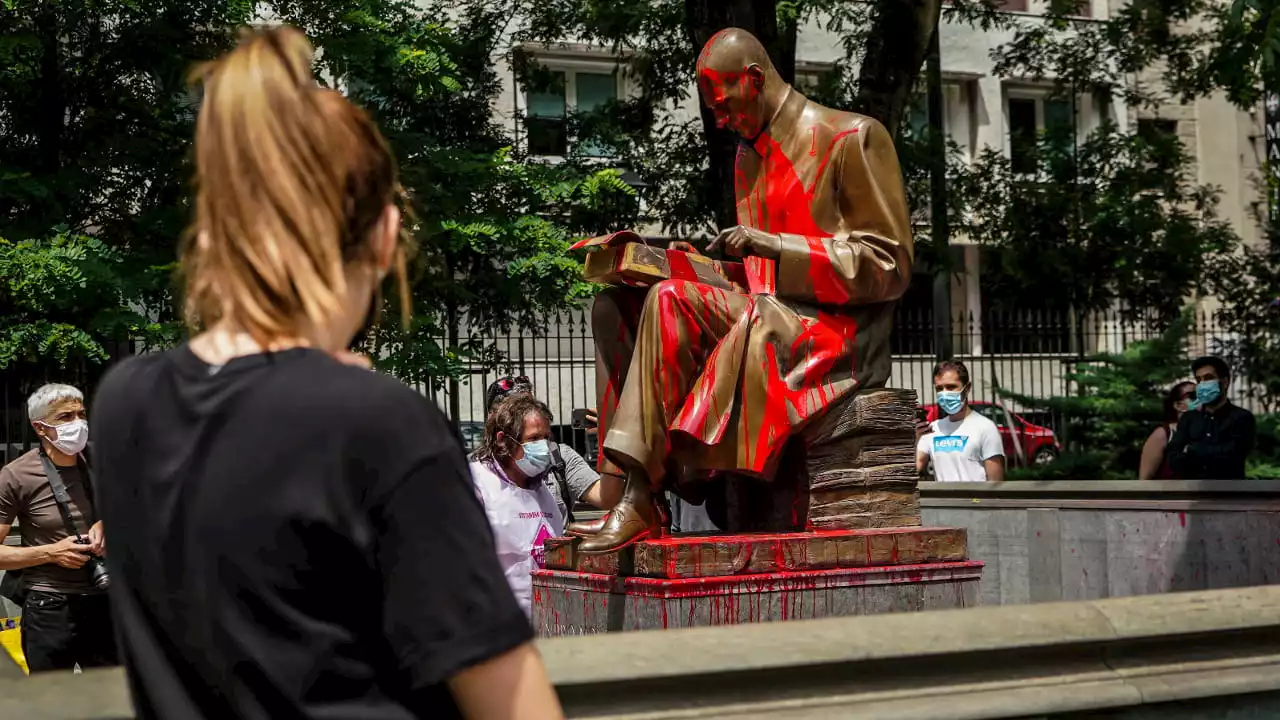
[514,439,553,477]
[1195,380,1222,408]
[937,390,966,417]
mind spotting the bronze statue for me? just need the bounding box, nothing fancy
[571,27,914,553]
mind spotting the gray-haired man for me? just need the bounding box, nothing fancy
[0,383,117,672]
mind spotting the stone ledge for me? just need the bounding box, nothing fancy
[920,480,1280,497]
[544,585,1280,718]
[6,586,1280,718]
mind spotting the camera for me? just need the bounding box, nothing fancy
[571,408,596,430]
[74,538,110,590]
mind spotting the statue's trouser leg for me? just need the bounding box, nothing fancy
[567,287,645,540]
[590,287,644,479]
[579,280,750,554]
[603,280,750,484]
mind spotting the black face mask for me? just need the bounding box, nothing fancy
[348,294,380,351]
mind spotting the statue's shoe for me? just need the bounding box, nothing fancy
[577,480,660,554]
[565,515,608,537]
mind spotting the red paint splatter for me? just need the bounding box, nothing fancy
[746,132,829,237]
[1179,512,1187,527]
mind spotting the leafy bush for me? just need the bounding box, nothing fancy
[1246,413,1280,478]
[999,311,1193,479]
[0,233,173,374]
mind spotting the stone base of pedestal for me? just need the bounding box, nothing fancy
[532,526,982,636]
[532,561,982,636]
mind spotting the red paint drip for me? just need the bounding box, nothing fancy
[748,132,828,238]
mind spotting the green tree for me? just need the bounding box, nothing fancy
[999,311,1194,479]
[1209,222,1280,411]
[0,1,625,408]
[272,1,632,391]
[494,0,971,235]
[0,233,177,374]
[960,123,1239,324]
[0,0,254,397]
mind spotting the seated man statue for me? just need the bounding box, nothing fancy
[573,27,914,554]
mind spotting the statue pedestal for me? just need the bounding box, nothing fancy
[531,527,982,636]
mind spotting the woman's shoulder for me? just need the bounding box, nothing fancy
[468,458,495,479]
[467,459,503,497]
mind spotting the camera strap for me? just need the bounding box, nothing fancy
[548,442,574,525]
[38,449,87,540]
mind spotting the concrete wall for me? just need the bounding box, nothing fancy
[921,480,1280,607]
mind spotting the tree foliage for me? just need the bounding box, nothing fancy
[987,0,1280,111]
[0,233,177,373]
[1209,221,1280,412]
[960,123,1239,321]
[0,0,1267,412]
[0,0,625,393]
[0,0,255,387]
[1000,311,1194,479]
[274,0,633,387]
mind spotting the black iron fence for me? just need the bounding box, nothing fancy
[2,307,1260,465]
[416,305,1262,445]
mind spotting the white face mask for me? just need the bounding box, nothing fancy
[41,419,88,456]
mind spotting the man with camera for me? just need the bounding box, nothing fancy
[0,384,116,673]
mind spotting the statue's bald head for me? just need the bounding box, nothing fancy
[697,28,776,76]
[696,28,785,140]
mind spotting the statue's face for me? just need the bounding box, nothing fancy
[698,66,767,139]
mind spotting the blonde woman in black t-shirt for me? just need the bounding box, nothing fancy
[92,26,561,720]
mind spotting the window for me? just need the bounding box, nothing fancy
[1007,93,1074,174]
[1137,118,1177,142]
[795,62,838,99]
[527,72,568,156]
[903,80,975,160]
[524,69,619,158]
[973,0,1090,14]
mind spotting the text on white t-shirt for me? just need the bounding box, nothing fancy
[917,410,1005,483]
[469,460,565,616]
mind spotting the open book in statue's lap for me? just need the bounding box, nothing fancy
[571,28,914,554]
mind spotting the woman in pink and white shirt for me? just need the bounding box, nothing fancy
[468,394,564,616]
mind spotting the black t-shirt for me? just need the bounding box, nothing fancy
[92,346,531,719]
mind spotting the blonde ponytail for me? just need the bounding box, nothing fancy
[183,25,409,344]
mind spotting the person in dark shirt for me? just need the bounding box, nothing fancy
[92,26,561,719]
[1166,356,1256,479]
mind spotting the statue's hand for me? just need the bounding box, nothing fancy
[668,240,704,256]
[707,225,782,259]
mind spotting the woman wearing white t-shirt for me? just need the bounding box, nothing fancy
[916,361,1006,483]
[469,394,565,616]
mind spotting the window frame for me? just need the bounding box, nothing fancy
[518,57,624,160]
[1003,86,1080,176]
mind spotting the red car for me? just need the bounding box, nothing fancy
[919,402,1061,466]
